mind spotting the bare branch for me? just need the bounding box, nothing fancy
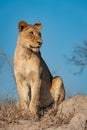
[0,49,15,80]
[66,41,87,74]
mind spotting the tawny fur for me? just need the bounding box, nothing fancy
[14,21,65,115]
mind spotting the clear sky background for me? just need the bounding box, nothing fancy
[0,0,87,100]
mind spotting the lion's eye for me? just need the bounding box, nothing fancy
[30,31,34,36]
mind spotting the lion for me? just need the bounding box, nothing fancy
[14,21,65,116]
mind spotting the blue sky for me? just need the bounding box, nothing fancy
[0,0,87,99]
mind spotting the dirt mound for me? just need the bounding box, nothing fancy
[0,95,87,130]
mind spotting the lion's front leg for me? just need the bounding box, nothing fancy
[15,73,30,113]
[29,79,41,115]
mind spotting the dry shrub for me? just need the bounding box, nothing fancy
[0,99,17,126]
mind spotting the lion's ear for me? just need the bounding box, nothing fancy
[34,22,42,31]
[18,21,28,32]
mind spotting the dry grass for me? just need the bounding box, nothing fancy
[0,98,75,130]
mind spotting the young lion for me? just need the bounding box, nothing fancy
[14,21,65,115]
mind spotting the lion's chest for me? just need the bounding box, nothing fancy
[25,57,41,77]
[15,51,42,78]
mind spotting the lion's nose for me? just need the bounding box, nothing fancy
[37,40,42,45]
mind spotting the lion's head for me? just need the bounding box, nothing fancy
[18,21,42,52]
